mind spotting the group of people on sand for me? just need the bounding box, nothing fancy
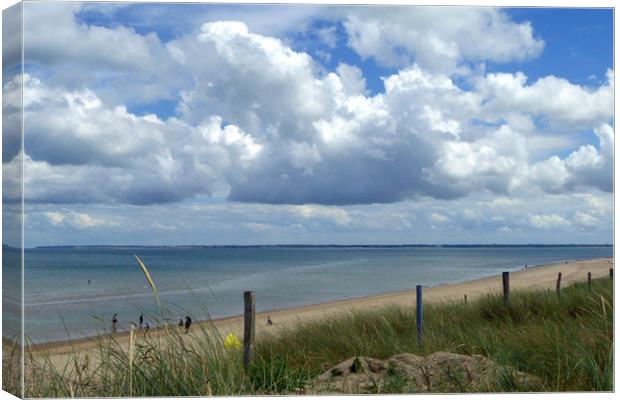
[111,313,151,334]
[112,313,272,335]
[138,314,151,332]
[178,316,192,333]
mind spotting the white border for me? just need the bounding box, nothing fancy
[0,2,616,400]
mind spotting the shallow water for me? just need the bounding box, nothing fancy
[20,245,612,343]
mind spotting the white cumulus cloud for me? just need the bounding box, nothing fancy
[342,7,544,72]
[2,6,611,213]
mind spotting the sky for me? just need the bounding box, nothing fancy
[1,2,614,246]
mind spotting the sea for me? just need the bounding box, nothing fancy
[11,245,613,344]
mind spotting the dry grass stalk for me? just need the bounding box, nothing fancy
[134,254,161,308]
[129,324,135,397]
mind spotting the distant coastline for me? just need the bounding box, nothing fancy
[31,243,614,249]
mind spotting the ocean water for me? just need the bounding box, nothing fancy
[22,245,612,344]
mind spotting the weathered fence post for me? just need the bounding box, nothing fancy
[416,285,423,346]
[502,272,510,304]
[556,272,562,297]
[587,272,592,291]
[464,294,467,305]
[610,268,614,279]
[243,291,255,370]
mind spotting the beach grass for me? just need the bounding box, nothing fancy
[6,277,613,396]
[251,277,613,393]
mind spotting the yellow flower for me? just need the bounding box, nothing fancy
[224,332,241,350]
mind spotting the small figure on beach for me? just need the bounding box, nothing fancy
[138,314,144,329]
[184,316,192,333]
[145,323,150,334]
[178,318,184,328]
[267,315,273,326]
[525,264,528,269]
[112,313,118,333]
[87,279,91,285]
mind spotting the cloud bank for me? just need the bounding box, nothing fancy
[3,5,613,212]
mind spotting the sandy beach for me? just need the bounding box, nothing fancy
[24,257,613,368]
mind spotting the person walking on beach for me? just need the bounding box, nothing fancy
[184,316,192,333]
[267,315,273,326]
[112,313,118,333]
[138,314,144,329]
[178,318,184,328]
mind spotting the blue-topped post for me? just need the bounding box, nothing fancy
[416,285,423,346]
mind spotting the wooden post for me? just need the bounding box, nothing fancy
[610,268,613,279]
[416,285,423,346]
[464,294,467,305]
[556,272,562,297]
[502,272,510,304]
[243,291,255,370]
[587,272,592,291]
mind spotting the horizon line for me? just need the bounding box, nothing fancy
[11,243,615,250]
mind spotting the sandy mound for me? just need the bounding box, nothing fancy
[307,351,540,394]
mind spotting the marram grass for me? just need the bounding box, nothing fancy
[4,277,613,396]
[134,254,161,309]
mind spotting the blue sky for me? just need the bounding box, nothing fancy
[2,3,614,246]
[504,8,613,85]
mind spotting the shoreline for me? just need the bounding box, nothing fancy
[30,257,585,345]
[23,256,613,357]
[23,257,577,349]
